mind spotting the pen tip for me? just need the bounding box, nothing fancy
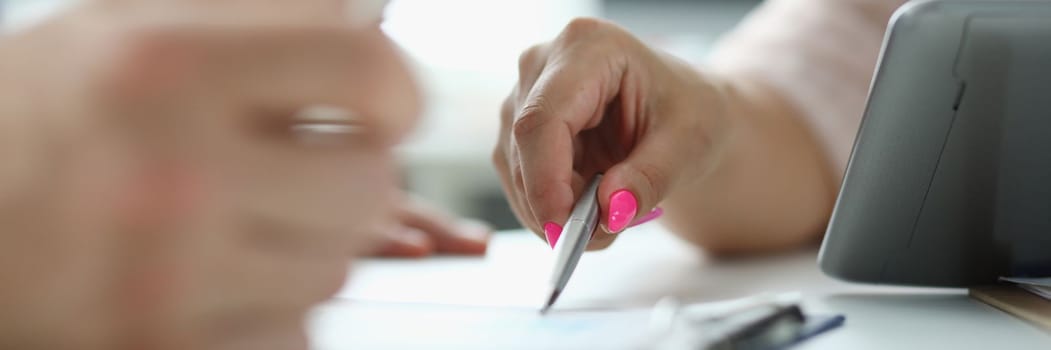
[540,289,561,315]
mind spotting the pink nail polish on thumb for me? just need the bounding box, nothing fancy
[607,190,638,233]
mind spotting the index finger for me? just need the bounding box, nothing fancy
[512,51,625,229]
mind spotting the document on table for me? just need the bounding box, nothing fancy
[308,300,656,350]
[1001,277,1051,300]
[316,231,845,349]
[307,293,835,350]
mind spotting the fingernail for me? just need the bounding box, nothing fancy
[398,228,431,247]
[544,222,563,249]
[629,207,664,228]
[459,220,493,242]
[607,190,638,233]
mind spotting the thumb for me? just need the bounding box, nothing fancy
[598,136,678,234]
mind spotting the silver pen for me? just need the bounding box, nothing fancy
[541,174,603,314]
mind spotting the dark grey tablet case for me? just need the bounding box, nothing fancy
[819,0,1051,287]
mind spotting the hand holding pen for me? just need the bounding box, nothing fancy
[496,13,848,255]
[492,18,728,250]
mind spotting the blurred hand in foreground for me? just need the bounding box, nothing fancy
[374,195,492,258]
[0,1,418,349]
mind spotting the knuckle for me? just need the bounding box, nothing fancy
[517,44,545,71]
[510,165,527,193]
[511,98,549,141]
[556,18,635,60]
[500,96,515,125]
[94,27,190,96]
[491,146,507,171]
[512,80,531,111]
[561,17,609,41]
[113,28,182,70]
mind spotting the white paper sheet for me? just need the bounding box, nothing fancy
[307,293,806,350]
[308,300,655,350]
[1000,277,1051,301]
[1001,277,1051,288]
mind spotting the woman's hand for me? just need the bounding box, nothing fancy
[0,1,418,349]
[497,17,840,255]
[494,18,731,250]
[373,194,491,258]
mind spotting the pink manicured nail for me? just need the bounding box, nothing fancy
[607,190,638,233]
[629,207,664,228]
[544,222,563,249]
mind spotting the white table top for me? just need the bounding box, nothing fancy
[312,226,1051,349]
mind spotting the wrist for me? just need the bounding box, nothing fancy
[662,65,742,194]
[663,70,834,255]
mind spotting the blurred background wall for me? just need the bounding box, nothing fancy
[2,0,761,231]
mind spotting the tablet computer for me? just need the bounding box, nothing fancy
[819,0,1051,287]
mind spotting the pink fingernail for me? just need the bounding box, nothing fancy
[544,222,563,249]
[629,207,664,228]
[607,190,638,233]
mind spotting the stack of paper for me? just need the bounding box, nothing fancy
[1001,277,1051,301]
[970,277,1051,331]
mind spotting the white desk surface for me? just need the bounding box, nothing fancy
[312,226,1051,349]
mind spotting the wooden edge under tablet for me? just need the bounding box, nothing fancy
[970,286,1051,332]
